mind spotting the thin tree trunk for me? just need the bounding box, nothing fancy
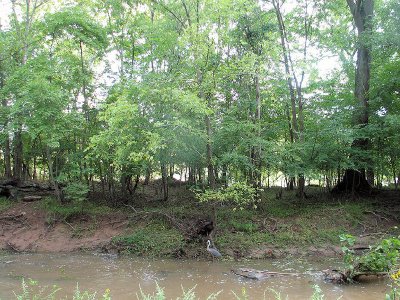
[144,167,151,185]
[273,0,297,191]
[161,163,168,201]
[46,147,64,203]
[3,133,12,178]
[253,73,262,188]
[198,69,216,189]
[13,130,23,180]
[205,114,215,188]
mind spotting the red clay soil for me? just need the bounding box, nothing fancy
[0,202,128,252]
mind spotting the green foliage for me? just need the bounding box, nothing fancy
[0,0,399,204]
[137,284,220,300]
[12,279,111,300]
[195,182,260,210]
[310,285,325,300]
[136,284,165,300]
[340,234,400,277]
[42,197,112,222]
[230,220,259,233]
[13,278,60,300]
[339,233,357,272]
[386,269,400,300]
[64,182,89,204]
[358,238,400,273]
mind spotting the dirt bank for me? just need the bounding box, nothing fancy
[0,188,398,258]
[0,201,128,252]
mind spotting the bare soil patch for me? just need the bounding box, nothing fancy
[0,201,128,252]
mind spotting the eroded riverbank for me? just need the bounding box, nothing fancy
[1,188,398,259]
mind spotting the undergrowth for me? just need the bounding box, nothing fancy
[112,221,184,257]
[41,197,113,222]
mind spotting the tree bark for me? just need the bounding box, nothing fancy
[346,0,374,185]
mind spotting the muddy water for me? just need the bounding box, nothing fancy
[0,253,389,299]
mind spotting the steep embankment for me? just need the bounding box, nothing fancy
[0,188,399,258]
[0,201,128,252]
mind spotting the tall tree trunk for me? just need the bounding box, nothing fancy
[251,73,262,188]
[198,69,216,189]
[346,0,374,185]
[273,0,297,192]
[272,0,298,142]
[273,0,310,198]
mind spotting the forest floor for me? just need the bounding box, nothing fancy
[0,181,399,259]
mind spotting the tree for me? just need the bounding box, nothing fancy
[346,0,374,185]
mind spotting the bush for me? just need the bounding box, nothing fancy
[64,182,89,204]
[195,182,260,210]
[340,234,400,277]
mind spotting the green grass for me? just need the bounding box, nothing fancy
[0,196,12,212]
[112,221,184,257]
[41,197,114,222]
[212,190,375,254]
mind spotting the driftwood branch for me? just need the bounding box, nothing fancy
[323,269,389,284]
[232,268,299,280]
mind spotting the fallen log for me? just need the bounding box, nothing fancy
[232,268,299,280]
[323,269,388,284]
[352,272,388,281]
[22,196,42,202]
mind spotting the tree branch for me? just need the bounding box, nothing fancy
[150,0,186,29]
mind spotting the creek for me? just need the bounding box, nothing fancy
[0,253,389,299]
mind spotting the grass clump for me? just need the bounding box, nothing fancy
[41,197,113,222]
[230,220,259,233]
[0,196,12,212]
[112,222,184,257]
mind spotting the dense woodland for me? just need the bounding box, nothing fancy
[0,0,399,204]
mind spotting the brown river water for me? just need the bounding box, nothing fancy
[0,253,389,299]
